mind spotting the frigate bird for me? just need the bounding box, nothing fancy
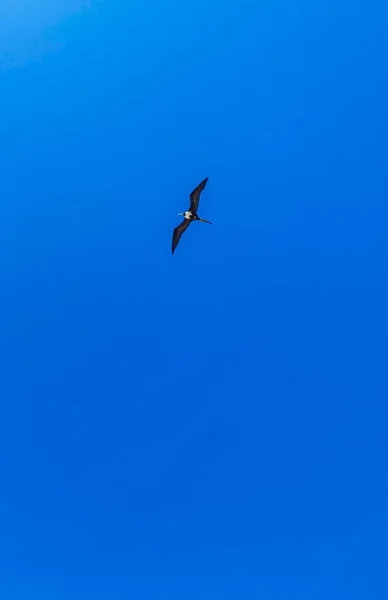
[172,177,212,254]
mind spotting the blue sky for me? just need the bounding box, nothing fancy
[1,1,387,598]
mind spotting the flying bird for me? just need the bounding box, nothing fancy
[172,177,212,254]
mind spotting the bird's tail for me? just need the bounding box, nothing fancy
[198,218,212,224]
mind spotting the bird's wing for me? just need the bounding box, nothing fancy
[172,218,192,254]
[189,177,209,213]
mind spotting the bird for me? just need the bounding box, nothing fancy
[172,177,212,254]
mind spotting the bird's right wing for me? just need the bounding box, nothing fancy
[172,218,192,254]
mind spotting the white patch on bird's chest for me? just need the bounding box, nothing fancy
[184,211,192,219]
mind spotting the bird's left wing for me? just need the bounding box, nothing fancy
[172,218,192,254]
[189,177,209,213]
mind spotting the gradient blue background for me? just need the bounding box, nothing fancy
[1,1,387,598]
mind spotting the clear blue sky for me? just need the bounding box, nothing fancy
[1,1,386,598]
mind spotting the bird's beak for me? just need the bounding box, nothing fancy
[198,218,212,224]
[177,213,184,216]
